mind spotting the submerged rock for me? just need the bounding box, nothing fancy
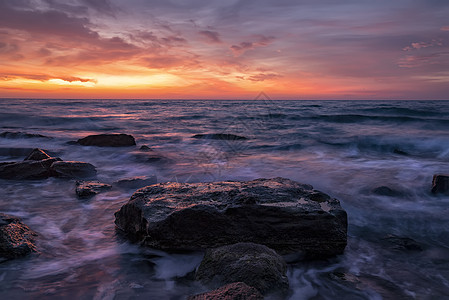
[114,176,157,190]
[431,174,449,194]
[77,134,136,147]
[0,157,60,180]
[381,235,423,252]
[0,131,49,139]
[114,177,348,259]
[139,145,152,152]
[76,181,112,198]
[0,213,37,259]
[51,161,97,179]
[371,186,404,197]
[192,133,248,140]
[24,148,51,161]
[195,243,288,295]
[188,282,263,300]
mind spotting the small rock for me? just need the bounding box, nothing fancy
[431,174,449,194]
[381,235,423,251]
[371,186,403,197]
[192,134,248,140]
[393,148,408,156]
[195,243,288,295]
[0,158,60,180]
[114,176,157,190]
[139,145,152,152]
[24,148,51,161]
[51,161,96,179]
[77,134,136,147]
[0,213,37,259]
[188,282,263,300]
[76,181,112,198]
[0,131,49,139]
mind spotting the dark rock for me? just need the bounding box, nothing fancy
[114,176,157,190]
[192,134,248,140]
[0,213,37,259]
[114,177,348,259]
[431,174,449,194]
[77,134,136,147]
[371,186,403,197]
[0,147,36,158]
[381,235,423,251]
[188,282,263,300]
[50,161,96,179]
[139,145,152,152]
[195,243,288,295]
[24,148,51,161]
[76,181,112,198]
[0,131,49,139]
[393,148,408,156]
[133,152,165,163]
[0,158,60,180]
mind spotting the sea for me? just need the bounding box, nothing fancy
[0,98,448,299]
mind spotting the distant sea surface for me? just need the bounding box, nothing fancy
[1,99,449,299]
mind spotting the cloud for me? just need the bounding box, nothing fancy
[230,35,275,56]
[441,26,449,31]
[0,72,96,83]
[79,0,115,14]
[247,73,282,81]
[403,39,443,51]
[199,30,222,43]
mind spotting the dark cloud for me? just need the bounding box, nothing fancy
[230,35,275,56]
[79,0,115,15]
[199,30,222,43]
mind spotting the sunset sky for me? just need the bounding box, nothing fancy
[1,0,449,99]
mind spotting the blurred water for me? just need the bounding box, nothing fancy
[0,99,449,299]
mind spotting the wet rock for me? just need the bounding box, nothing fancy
[0,131,49,139]
[0,213,37,259]
[139,145,152,152]
[24,148,51,161]
[188,282,263,300]
[393,148,408,156]
[371,186,404,197]
[77,134,136,147]
[0,157,60,180]
[114,176,157,190]
[114,177,348,259]
[133,152,165,163]
[51,161,96,179]
[76,181,112,198]
[0,147,37,158]
[195,243,289,295]
[381,235,423,251]
[192,133,248,140]
[431,174,449,194]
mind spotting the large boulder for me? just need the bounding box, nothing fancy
[77,134,136,147]
[188,282,263,300]
[0,213,37,260]
[195,243,288,295]
[51,161,97,179]
[0,157,60,180]
[431,174,449,194]
[76,181,112,198]
[114,177,348,259]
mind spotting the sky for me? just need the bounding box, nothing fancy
[0,0,449,99]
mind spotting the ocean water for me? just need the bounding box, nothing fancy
[0,98,449,299]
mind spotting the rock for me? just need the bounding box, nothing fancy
[139,145,152,152]
[114,176,157,190]
[381,235,423,251]
[431,174,449,194]
[0,158,60,180]
[393,148,408,156]
[76,181,112,198]
[195,243,288,295]
[50,161,96,179]
[192,134,248,140]
[0,147,36,158]
[0,213,37,259]
[188,282,263,300]
[114,177,348,259]
[24,148,51,161]
[0,131,49,139]
[371,186,403,197]
[77,134,136,147]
